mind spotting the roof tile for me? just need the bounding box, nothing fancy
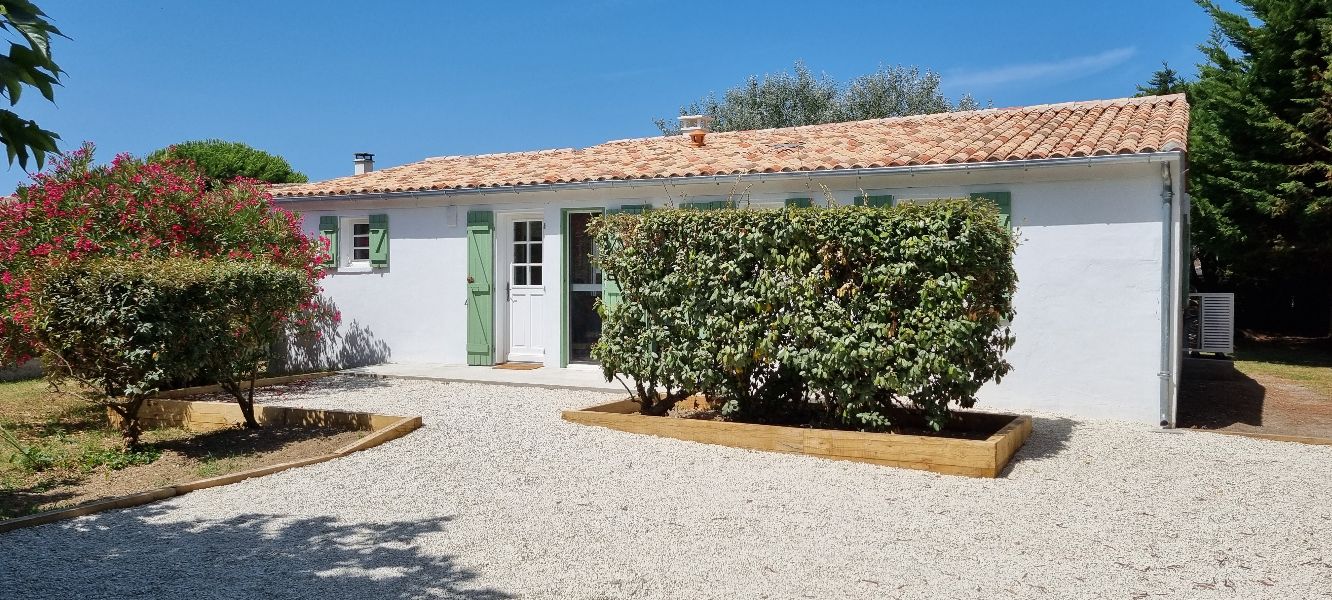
[272,94,1189,198]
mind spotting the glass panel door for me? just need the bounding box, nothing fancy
[567,212,601,362]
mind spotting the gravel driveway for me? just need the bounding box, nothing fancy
[2,375,1330,599]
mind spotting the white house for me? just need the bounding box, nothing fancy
[271,94,1190,426]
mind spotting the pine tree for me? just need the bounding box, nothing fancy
[1135,61,1188,97]
[1189,0,1332,333]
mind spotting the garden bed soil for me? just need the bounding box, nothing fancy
[564,396,1031,478]
[0,425,362,519]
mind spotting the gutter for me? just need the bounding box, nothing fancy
[274,151,1186,204]
[1159,162,1176,427]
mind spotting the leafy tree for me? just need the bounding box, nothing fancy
[655,61,979,135]
[1187,0,1332,332]
[146,139,308,186]
[1135,61,1189,97]
[0,0,63,170]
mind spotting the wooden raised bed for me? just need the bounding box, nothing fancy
[562,398,1032,478]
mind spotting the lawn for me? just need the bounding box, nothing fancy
[0,377,361,519]
[1233,335,1332,399]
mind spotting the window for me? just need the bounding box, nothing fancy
[340,217,370,267]
[512,220,543,286]
[352,222,371,261]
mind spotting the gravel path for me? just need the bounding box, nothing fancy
[2,375,1330,599]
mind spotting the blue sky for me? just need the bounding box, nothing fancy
[2,0,1238,192]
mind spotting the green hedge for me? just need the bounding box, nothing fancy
[34,258,310,445]
[590,200,1017,431]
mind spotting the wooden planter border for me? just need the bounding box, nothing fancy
[1,399,421,534]
[153,371,338,399]
[562,399,1032,478]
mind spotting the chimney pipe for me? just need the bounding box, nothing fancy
[678,115,713,147]
[353,153,375,175]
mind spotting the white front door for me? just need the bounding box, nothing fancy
[506,218,546,362]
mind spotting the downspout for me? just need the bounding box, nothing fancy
[1159,162,1175,427]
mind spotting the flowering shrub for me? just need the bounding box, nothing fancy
[0,143,328,366]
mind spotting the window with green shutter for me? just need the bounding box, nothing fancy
[681,201,726,210]
[318,215,339,267]
[969,191,1012,228]
[618,204,651,214]
[853,194,894,208]
[368,214,389,267]
[785,197,812,208]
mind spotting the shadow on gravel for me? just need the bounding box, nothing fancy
[243,374,397,403]
[0,505,513,599]
[1177,358,1266,428]
[1004,416,1076,470]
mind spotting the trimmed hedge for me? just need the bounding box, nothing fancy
[33,258,311,445]
[590,200,1017,431]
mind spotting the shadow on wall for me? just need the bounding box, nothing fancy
[271,295,391,374]
[0,505,513,599]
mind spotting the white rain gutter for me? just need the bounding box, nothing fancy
[1159,162,1176,427]
[274,152,1185,204]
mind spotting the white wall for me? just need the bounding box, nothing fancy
[284,158,1178,424]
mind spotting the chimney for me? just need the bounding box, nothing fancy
[678,115,713,147]
[353,152,375,175]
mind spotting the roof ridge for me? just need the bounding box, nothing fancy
[427,147,578,162]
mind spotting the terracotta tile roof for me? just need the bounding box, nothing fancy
[271,94,1188,198]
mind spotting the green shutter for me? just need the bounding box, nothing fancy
[618,204,651,214]
[854,194,893,208]
[318,215,339,267]
[368,213,389,267]
[970,191,1012,228]
[785,197,812,208]
[601,208,624,311]
[466,211,495,366]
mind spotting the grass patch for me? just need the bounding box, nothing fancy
[195,453,252,479]
[1234,335,1332,398]
[0,376,368,520]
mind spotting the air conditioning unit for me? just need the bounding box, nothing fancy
[1186,293,1235,354]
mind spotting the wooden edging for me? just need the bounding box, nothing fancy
[0,410,422,535]
[1190,428,1332,446]
[153,371,338,399]
[562,399,1033,478]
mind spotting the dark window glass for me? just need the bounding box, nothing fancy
[513,221,527,242]
[513,266,527,285]
[530,242,542,263]
[514,243,527,263]
[529,221,543,241]
[530,266,542,286]
[569,212,596,285]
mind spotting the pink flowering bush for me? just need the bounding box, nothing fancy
[0,144,332,444]
[0,143,328,365]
